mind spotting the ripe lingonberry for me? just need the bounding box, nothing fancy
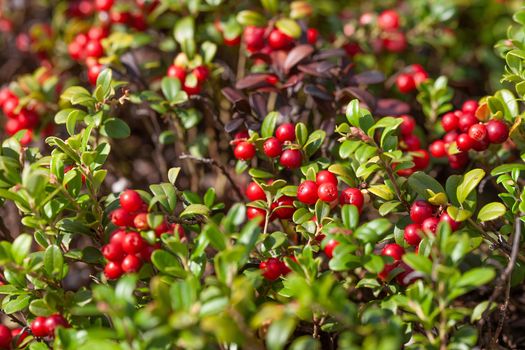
[462,100,478,113]
[306,28,319,44]
[422,217,439,235]
[11,328,29,347]
[413,71,429,86]
[193,66,209,83]
[449,152,469,169]
[140,245,158,262]
[443,130,459,144]
[468,123,487,142]
[271,196,295,220]
[440,211,460,231]
[456,133,474,151]
[404,223,422,246]
[381,243,405,261]
[399,115,416,136]
[245,181,266,201]
[324,239,340,259]
[102,243,125,262]
[243,26,265,51]
[410,200,433,224]
[458,113,478,132]
[3,96,19,118]
[275,123,296,142]
[246,206,266,222]
[316,170,338,186]
[88,26,109,40]
[110,208,133,227]
[104,261,123,280]
[85,40,104,58]
[95,0,114,11]
[133,213,149,230]
[0,325,12,349]
[44,314,69,335]
[260,257,283,280]
[378,9,400,30]
[167,65,186,82]
[121,254,142,273]
[486,119,509,144]
[412,150,430,170]
[402,134,421,151]
[18,109,38,129]
[268,29,293,50]
[122,232,146,254]
[318,182,338,202]
[396,73,415,93]
[234,141,256,161]
[297,180,318,205]
[340,188,364,212]
[472,138,489,152]
[396,262,418,286]
[120,189,143,212]
[31,316,49,338]
[182,82,201,96]
[279,149,302,169]
[223,35,241,46]
[429,140,447,158]
[110,229,127,246]
[88,64,103,85]
[441,112,458,132]
[263,137,282,158]
[378,262,398,281]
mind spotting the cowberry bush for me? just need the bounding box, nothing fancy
[0,0,525,349]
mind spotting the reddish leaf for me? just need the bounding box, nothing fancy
[283,44,314,73]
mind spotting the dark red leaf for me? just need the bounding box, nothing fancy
[283,44,314,73]
[351,71,385,85]
[375,99,410,116]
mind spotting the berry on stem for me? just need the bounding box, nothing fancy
[234,141,256,161]
[263,137,282,158]
[121,254,142,273]
[246,181,266,201]
[0,325,12,349]
[31,316,49,338]
[297,180,318,205]
[316,170,338,186]
[104,261,123,279]
[279,149,302,169]
[486,120,509,144]
[318,182,338,202]
[410,200,433,224]
[275,123,296,143]
[120,189,143,212]
[340,188,364,212]
[122,232,146,254]
[324,239,339,258]
[381,243,405,261]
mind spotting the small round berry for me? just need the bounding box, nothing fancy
[402,134,421,151]
[396,262,418,286]
[472,138,490,152]
[87,26,109,40]
[140,244,159,262]
[378,262,398,281]
[422,217,439,235]
[246,207,266,223]
[279,149,302,169]
[268,29,293,50]
[85,40,104,58]
[182,82,201,96]
[410,200,434,224]
[245,182,266,201]
[193,65,209,83]
[88,64,103,85]
[243,26,265,51]
[120,189,143,212]
[306,28,319,44]
[324,239,340,259]
[468,123,488,142]
[67,41,82,60]
[102,243,125,262]
[456,133,474,152]
[232,130,249,146]
[440,211,461,231]
[31,316,49,338]
[275,123,296,143]
[271,196,295,220]
[396,73,415,93]
[297,180,318,205]
[462,100,478,114]
[443,130,459,144]
[412,149,430,170]
[318,182,338,202]
[167,65,186,82]
[2,96,19,119]
[110,208,133,227]
[404,223,422,246]
[486,120,509,144]
[441,112,458,132]
[263,137,283,158]
[234,141,256,161]
[11,328,29,347]
[0,325,12,349]
[381,243,405,261]
[378,9,400,30]
[121,254,142,273]
[95,0,114,11]
[223,35,241,46]
[449,152,469,169]
[340,188,364,212]
[413,71,429,86]
[260,258,283,280]
[17,109,39,129]
[110,229,127,246]
[133,212,149,231]
[122,232,146,254]
[44,314,69,336]
[399,115,416,136]
[458,113,478,132]
[316,170,338,186]
[104,261,123,279]
[429,140,447,158]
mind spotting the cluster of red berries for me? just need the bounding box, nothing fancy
[166,55,210,96]
[245,181,295,224]
[68,0,151,28]
[30,314,69,339]
[232,123,303,169]
[14,23,54,63]
[359,9,407,53]
[259,257,292,281]
[428,100,510,169]
[213,21,241,47]
[0,325,29,349]
[395,115,430,177]
[68,26,109,85]
[104,189,184,280]
[243,25,318,54]
[396,64,429,93]
[0,88,47,145]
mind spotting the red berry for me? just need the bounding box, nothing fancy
[0,325,12,349]
[245,182,266,201]
[378,10,400,30]
[182,82,201,96]
[167,65,186,82]
[381,243,405,261]
[20,130,33,146]
[0,88,15,107]
[318,182,338,202]
[110,11,131,24]
[85,40,104,58]
[458,113,478,132]
[472,138,489,152]
[306,28,319,44]
[396,261,418,286]
[246,206,266,223]
[263,137,283,158]
[324,239,340,259]
[87,26,109,40]
[5,118,21,135]
[462,100,478,114]
[110,229,127,246]
[68,41,83,60]
[268,29,293,50]
[223,35,241,46]
[441,112,458,132]
[121,254,142,273]
[396,73,415,93]
[413,71,429,86]
[271,196,295,219]
[422,217,439,235]
[402,134,421,151]
[120,190,143,212]
[448,152,469,169]
[11,328,29,347]
[443,130,459,144]
[234,141,256,161]
[31,316,49,338]
[297,180,318,205]
[340,188,364,212]
[410,200,433,224]
[265,75,279,85]
[88,64,103,85]
[456,133,475,151]
[399,115,416,136]
[122,232,146,254]
[429,140,447,158]
[104,261,123,279]
[279,149,302,169]
[440,211,460,231]
[243,26,265,51]
[260,257,283,280]
[412,149,430,170]
[44,314,69,336]
[102,243,125,262]
[275,123,295,143]
[133,212,149,231]
[17,109,39,129]
[110,208,133,227]
[404,223,422,246]
[193,66,209,83]
[140,244,159,262]
[468,123,487,142]
[3,96,19,118]
[316,170,338,186]
[382,31,407,52]
[378,262,398,281]
[95,0,114,11]
[486,120,509,144]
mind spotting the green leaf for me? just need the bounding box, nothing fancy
[44,245,64,279]
[100,118,130,139]
[457,168,485,204]
[296,123,308,146]
[3,294,31,314]
[447,206,472,222]
[168,167,181,185]
[180,204,210,218]
[96,68,113,100]
[261,112,278,138]
[151,250,185,278]
[236,10,267,27]
[161,77,181,101]
[345,99,360,127]
[408,171,445,200]
[11,234,32,264]
[471,300,497,322]
[266,317,297,350]
[477,202,506,222]
[275,18,301,38]
[402,253,432,276]
[149,183,177,212]
[203,223,227,251]
[457,267,495,289]
[341,204,359,230]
